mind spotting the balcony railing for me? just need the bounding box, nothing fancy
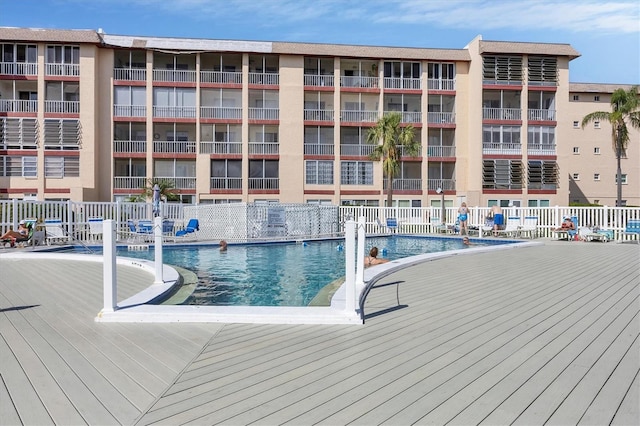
[0,99,37,113]
[113,68,147,81]
[155,176,196,189]
[427,179,455,191]
[528,109,556,121]
[428,78,455,91]
[211,177,242,190]
[427,146,456,157]
[113,140,146,153]
[383,178,422,190]
[45,63,79,77]
[340,76,379,88]
[113,176,147,190]
[249,178,279,190]
[482,142,522,155]
[200,106,242,119]
[383,77,421,90]
[303,143,334,155]
[383,111,421,123]
[199,141,242,155]
[248,142,279,155]
[248,108,279,120]
[200,71,242,84]
[527,144,556,156]
[340,110,379,122]
[152,69,197,83]
[527,183,558,190]
[0,62,38,76]
[113,105,146,117]
[304,109,334,121]
[152,106,197,118]
[483,107,522,120]
[427,112,455,124]
[340,144,375,156]
[45,100,79,114]
[153,140,197,154]
[397,145,423,157]
[303,75,334,87]
[248,73,279,85]
[482,79,522,85]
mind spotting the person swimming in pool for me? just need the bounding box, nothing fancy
[458,202,469,235]
[364,246,389,267]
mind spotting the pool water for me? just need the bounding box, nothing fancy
[107,236,498,307]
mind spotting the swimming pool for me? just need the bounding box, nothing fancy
[102,236,506,307]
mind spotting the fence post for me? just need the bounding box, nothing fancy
[355,216,366,290]
[345,220,356,314]
[154,216,164,285]
[102,220,117,313]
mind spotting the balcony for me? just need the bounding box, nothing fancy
[427,112,455,124]
[482,142,522,155]
[340,110,379,122]
[428,79,455,91]
[427,179,455,191]
[427,146,456,157]
[303,75,334,87]
[248,142,279,155]
[155,176,196,190]
[527,183,557,190]
[249,178,279,190]
[340,144,375,156]
[383,77,421,90]
[45,100,79,114]
[248,73,279,85]
[113,140,146,153]
[152,69,196,83]
[153,140,197,154]
[113,105,146,117]
[113,176,147,190]
[397,145,423,157]
[200,106,242,120]
[304,143,334,156]
[113,68,147,81]
[248,108,279,120]
[527,144,556,156]
[152,106,196,118]
[303,109,334,121]
[340,76,379,88]
[211,177,242,190]
[383,178,422,191]
[45,63,79,77]
[383,111,421,123]
[0,62,37,76]
[200,141,242,155]
[0,99,37,113]
[200,71,242,84]
[528,109,556,121]
[483,108,522,120]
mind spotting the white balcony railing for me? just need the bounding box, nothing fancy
[427,146,456,157]
[113,140,146,153]
[428,78,456,91]
[155,176,197,190]
[383,178,422,191]
[248,178,279,190]
[303,143,334,155]
[210,177,242,190]
[0,62,38,76]
[248,142,279,155]
[200,71,242,84]
[199,141,242,155]
[340,76,379,88]
[113,176,147,190]
[152,69,197,83]
[383,111,422,123]
[397,145,423,157]
[527,144,556,156]
[248,73,279,85]
[200,106,242,119]
[482,143,522,155]
[303,75,334,87]
[152,106,197,118]
[340,110,379,122]
[383,77,421,90]
[483,107,522,120]
[113,105,146,117]
[427,112,455,124]
[248,108,279,120]
[45,63,79,77]
[153,140,197,154]
[304,109,334,121]
[113,68,147,81]
[340,144,375,156]
[427,179,455,191]
[45,100,79,114]
[0,99,37,113]
[528,109,556,121]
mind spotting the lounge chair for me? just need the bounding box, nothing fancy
[430,217,447,234]
[175,218,199,239]
[621,219,640,243]
[122,220,153,243]
[88,217,103,241]
[2,218,37,247]
[496,216,520,237]
[518,216,538,239]
[553,216,578,241]
[44,219,71,245]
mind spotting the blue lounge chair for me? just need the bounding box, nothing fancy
[176,219,199,238]
[621,219,640,243]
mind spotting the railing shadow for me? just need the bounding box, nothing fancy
[359,279,405,324]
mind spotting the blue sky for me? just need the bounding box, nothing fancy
[2,0,639,84]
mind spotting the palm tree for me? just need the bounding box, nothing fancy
[366,112,421,207]
[581,86,640,207]
[128,178,180,202]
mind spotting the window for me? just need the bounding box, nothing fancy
[573,121,579,128]
[527,126,555,149]
[594,121,600,129]
[616,174,628,184]
[594,95,600,101]
[594,147,600,155]
[527,56,558,85]
[482,159,523,189]
[0,118,38,149]
[573,147,580,154]
[528,160,558,190]
[43,119,80,150]
[0,156,37,177]
[45,156,79,177]
[305,160,334,184]
[341,161,373,185]
[573,95,579,101]
[528,199,550,207]
[573,173,580,180]
[249,160,279,188]
[594,173,600,181]
[482,55,523,83]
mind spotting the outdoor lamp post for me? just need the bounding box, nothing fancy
[436,187,445,224]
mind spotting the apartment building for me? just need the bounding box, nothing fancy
[0,27,637,208]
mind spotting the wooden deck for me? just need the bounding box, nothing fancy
[1,241,638,425]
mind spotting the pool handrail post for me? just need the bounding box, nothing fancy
[345,219,356,313]
[355,216,365,288]
[154,216,164,284]
[102,219,117,313]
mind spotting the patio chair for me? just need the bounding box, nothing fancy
[621,219,640,243]
[44,219,71,245]
[122,220,152,243]
[175,218,199,239]
[518,216,538,239]
[552,216,578,241]
[2,218,37,247]
[495,216,520,237]
[430,217,447,234]
[88,217,103,241]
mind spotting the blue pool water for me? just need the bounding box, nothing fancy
[98,236,505,307]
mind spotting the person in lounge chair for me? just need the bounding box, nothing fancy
[1,220,30,247]
[554,217,575,231]
[364,246,389,267]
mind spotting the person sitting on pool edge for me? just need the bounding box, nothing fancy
[364,246,389,267]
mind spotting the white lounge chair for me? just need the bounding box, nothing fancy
[44,219,71,245]
[88,217,103,241]
[518,216,538,239]
[496,216,520,237]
